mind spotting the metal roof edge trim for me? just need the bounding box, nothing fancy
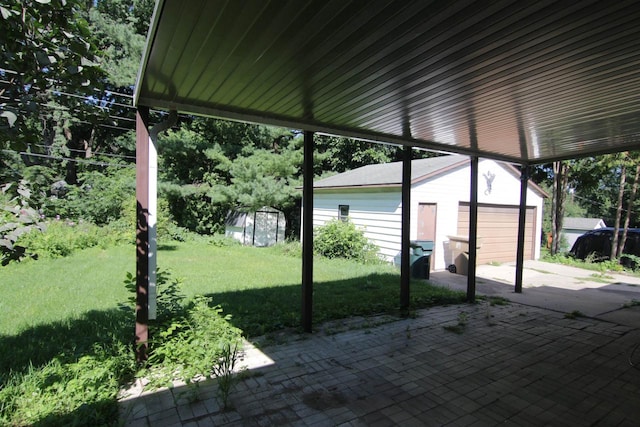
[529,142,640,165]
[133,0,166,107]
[135,98,529,163]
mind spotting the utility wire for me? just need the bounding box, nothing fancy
[0,98,136,132]
[0,67,135,99]
[0,70,187,120]
[572,193,635,216]
[1,150,135,168]
[29,143,135,160]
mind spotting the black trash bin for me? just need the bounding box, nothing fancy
[409,240,433,279]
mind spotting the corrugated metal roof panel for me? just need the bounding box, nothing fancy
[136,0,640,164]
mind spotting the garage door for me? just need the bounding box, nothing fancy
[457,203,536,264]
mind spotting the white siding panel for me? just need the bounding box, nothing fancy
[311,158,545,270]
[313,191,402,262]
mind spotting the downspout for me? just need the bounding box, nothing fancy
[148,110,177,320]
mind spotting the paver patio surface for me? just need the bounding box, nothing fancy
[120,299,640,426]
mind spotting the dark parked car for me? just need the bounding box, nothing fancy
[569,227,640,267]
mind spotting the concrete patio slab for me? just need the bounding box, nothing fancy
[429,260,640,328]
[119,261,640,426]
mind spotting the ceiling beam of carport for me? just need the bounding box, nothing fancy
[135,0,640,165]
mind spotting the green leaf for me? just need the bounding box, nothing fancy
[17,186,31,199]
[67,65,83,74]
[81,57,93,66]
[0,238,13,250]
[1,110,17,127]
[35,51,51,65]
[0,6,12,19]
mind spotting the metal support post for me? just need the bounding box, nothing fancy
[515,165,529,293]
[467,156,479,303]
[400,146,412,309]
[302,130,314,332]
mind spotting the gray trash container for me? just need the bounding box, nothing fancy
[410,240,434,279]
[447,236,482,275]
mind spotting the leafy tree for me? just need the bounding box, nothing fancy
[228,147,301,211]
[156,120,301,234]
[314,135,395,175]
[597,152,640,259]
[61,167,135,225]
[533,151,640,258]
[620,161,640,258]
[550,161,569,255]
[0,0,103,141]
[158,126,217,185]
[0,180,46,265]
[0,0,146,210]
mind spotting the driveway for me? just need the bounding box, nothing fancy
[429,260,640,327]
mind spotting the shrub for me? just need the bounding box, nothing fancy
[17,220,128,259]
[114,194,192,244]
[207,234,242,247]
[124,270,243,406]
[621,254,640,271]
[313,218,381,264]
[123,268,187,325]
[1,180,46,265]
[145,296,243,387]
[162,184,232,235]
[266,239,302,258]
[0,341,135,426]
[53,168,135,225]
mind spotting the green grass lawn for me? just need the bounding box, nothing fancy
[0,240,465,426]
[1,241,464,337]
[0,245,133,335]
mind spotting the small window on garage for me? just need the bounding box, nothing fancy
[338,205,349,221]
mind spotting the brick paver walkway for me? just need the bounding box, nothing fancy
[119,302,640,426]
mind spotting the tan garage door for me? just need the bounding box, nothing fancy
[457,203,536,265]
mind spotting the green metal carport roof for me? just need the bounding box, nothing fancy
[135,0,640,164]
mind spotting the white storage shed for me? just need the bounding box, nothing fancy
[225,207,286,247]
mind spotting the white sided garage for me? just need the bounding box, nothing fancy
[312,155,546,271]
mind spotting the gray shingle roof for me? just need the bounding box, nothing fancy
[314,155,467,188]
[563,217,606,230]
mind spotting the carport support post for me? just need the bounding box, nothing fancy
[135,107,150,362]
[467,156,479,303]
[515,165,529,293]
[302,130,314,332]
[400,146,412,310]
